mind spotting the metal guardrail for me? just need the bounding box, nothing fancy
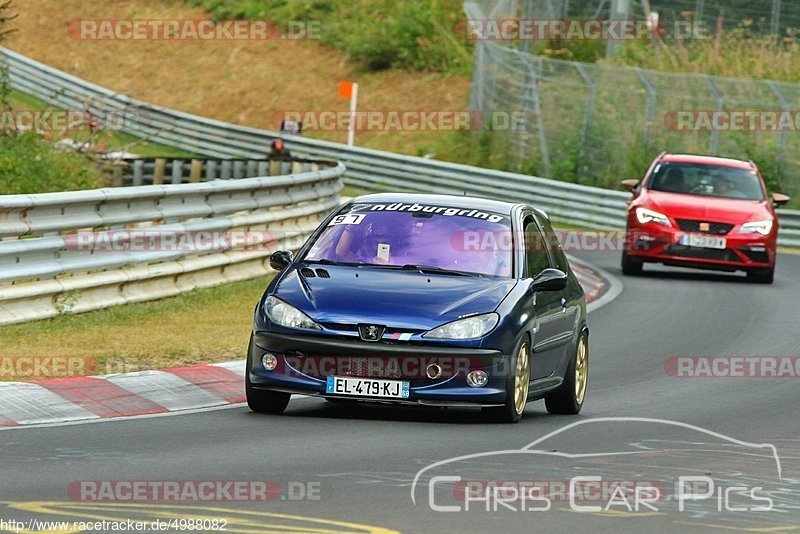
[102,156,330,187]
[1,46,799,246]
[0,161,344,325]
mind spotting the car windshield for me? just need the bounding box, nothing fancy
[302,202,513,277]
[647,162,765,201]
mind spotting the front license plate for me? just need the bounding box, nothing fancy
[326,376,410,399]
[679,234,727,249]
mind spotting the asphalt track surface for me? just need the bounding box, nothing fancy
[1,250,799,533]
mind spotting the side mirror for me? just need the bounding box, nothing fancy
[773,193,790,207]
[532,268,568,292]
[621,179,639,193]
[270,250,294,271]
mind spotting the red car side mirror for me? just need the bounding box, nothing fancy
[772,193,790,207]
[621,180,639,193]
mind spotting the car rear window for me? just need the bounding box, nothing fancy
[303,202,513,277]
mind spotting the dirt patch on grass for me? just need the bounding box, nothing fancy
[7,0,471,156]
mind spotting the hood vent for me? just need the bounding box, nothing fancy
[300,268,316,278]
[315,269,331,278]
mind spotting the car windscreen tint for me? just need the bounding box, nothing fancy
[303,203,513,277]
[647,162,765,201]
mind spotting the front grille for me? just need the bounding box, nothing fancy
[663,245,741,262]
[739,248,770,263]
[676,219,734,236]
[287,355,456,387]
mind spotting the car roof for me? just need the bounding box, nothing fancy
[351,193,517,215]
[659,153,754,170]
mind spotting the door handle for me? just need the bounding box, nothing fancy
[560,298,567,312]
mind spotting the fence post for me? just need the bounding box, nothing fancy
[703,75,723,155]
[766,80,789,176]
[635,67,657,146]
[574,62,595,175]
[606,0,631,57]
[771,0,781,36]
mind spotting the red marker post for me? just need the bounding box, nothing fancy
[338,81,358,146]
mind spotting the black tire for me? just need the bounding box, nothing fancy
[245,333,290,414]
[621,252,643,276]
[545,331,588,415]
[483,335,531,424]
[747,266,774,284]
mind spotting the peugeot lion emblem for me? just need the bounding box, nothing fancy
[358,324,386,342]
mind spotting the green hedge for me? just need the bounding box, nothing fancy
[0,134,104,194]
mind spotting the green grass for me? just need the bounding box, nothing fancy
[183,0,472,74]
[0,276,271,376]
[0,133,105,194]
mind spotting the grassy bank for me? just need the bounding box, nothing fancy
[0,276,269,377]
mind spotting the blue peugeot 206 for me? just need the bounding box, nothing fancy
[246,193,588,423]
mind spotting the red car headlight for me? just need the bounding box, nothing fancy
[635,207,671,227]
[738,220,773,236]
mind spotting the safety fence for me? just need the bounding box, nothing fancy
[1,46,799,248]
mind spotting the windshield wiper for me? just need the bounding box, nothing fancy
[400,264,481,277]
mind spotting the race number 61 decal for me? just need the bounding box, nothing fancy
[329,214,365,226]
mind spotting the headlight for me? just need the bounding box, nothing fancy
[265,296,321,331]
[635,207,671,227]
[423,313,499,340]
[738,220,773,236]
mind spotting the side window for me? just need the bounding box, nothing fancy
[524,219,550,278]
[534,213,569,273]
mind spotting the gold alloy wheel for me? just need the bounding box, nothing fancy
[514,343,530,415]
[575,336,588,405]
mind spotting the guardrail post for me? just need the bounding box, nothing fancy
[153,158,166,185]
[246,160,258,177]
[269,160,281,176]
[132,159,144,186]
[205,160,217,181]
[220,160,232,180]
[189,159,203,183]
[233,160,245,179]
[171,159,183,184]
[111,161,124,187]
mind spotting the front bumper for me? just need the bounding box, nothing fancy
[249,332,509,406]
[625,220,776,272]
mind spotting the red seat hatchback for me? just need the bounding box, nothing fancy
[621,153,790,283]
